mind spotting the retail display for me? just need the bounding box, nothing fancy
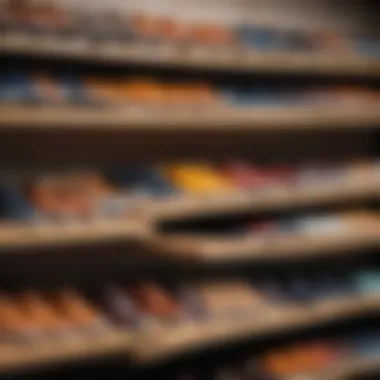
[1,269,379,345]
[1,71,380,108]
[0,160,379,224]
[0,0,379,379]
[1,0,379,58]
[204,328,380,380]
[0,289,111,343]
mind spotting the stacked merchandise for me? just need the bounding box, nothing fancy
[104,269,380,331]
[0,0,379,379]
[1,71,380,109]
[1,268,379,345]
[173,329,380,379]
[0,290,113,343]
[1,0,379,58]
[0,160,379,224]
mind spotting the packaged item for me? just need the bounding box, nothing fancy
[221,162,268,190]
[0,293,41,343]
[354,38,380,57]
[31,73,67,104]
[348,330,380,357]
[293,214,345,236]
[262,342,339,376]
[163,163,234,195]
[104,285,148,329]
[155,17,191,44]
[52,289,109,335]
[59,74,89,105]
[130,283,182,323]
[17,291,71,339]
[353,270,380,295]
[0,72,35,104]
[296,165,347,187]
[27,1,68,34]
[191,24,236,47]
[129,14,161,43]
[176,285,207,321]
[311,30,349,52]
[0,184,37,221]
[28,171,113,221]
[85,78,126,105]
[108,165,177,198]
[196,281,262,317]
[236,26,278,51]
[3,0,34,31]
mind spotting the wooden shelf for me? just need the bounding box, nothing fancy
[146,179,380,220]
[1,105,380,130]
[0,218,147,251]
[0,330,131,374]
[0,180,377,252]
[132,295,380,362]
[0,296,379,372]
[148,228,380,262]
[2,33,380,76]
[294,355,380,380]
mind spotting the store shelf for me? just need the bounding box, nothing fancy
[296,355,380,380]
[1,181,376,252]
[0,330,131,374]
[2,33,380,76]
[0,218,146,251]
[0,296,378,373]
[148,228,380,262]
[1,104,380,130]
[147,179,380,220]
[132,294,380,362]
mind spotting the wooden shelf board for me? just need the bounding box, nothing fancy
[149,229,380,262]
[2,33,380,76]
[0,218,147,251]
[1,105,380,130]
[1,302,378,374]
[132,295,380,362]
[147,180,380,220]
[0,330,131,374]
[0,181,377,252]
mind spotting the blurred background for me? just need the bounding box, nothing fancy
[0,0,380,379]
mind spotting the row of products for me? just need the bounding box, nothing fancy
[104,270,380,329]
[1,0,379,57]
[0,160,378,223]
[0,290,110,343]
[2,72,380,107]
[174,328,380,379]
[1,269,380,343]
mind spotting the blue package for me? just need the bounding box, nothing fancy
[0,72,36,104]
[0,185,37,221]
[109,166,178,198]
[222,86,280,107]
[353,271,380,295]
[348,331,380,357]
[236,26,278,51]
[59,74,89,105]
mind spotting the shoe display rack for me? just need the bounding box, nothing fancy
[0,1,380,379]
